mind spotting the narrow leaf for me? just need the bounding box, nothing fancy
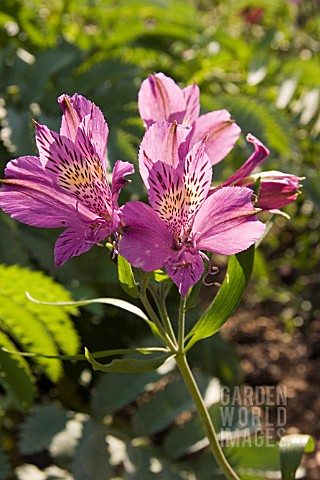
[1,346,167,361]
[85,348,171,373]
[118,254,139,298]
[280,434,314,480]
[27,293,163,339]
[186,247,255,349]
[27,293,147,324]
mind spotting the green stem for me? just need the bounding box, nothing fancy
[178,295,187,351]
[148,284,177,347]
[175,294,239,478]
[175,354,241,480]
[140,289,177,352]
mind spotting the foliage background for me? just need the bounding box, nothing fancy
[0,0,319,478]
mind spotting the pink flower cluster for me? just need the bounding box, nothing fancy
[0,73,302,295]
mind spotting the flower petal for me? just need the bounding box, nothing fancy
[191,110,241,165]
[59,94,109,163]
[54,221,112,268]
[119,201,174,271]
[147,161,185,237]
[146,139,212,237]
[75,109,109,166]
[0,156,95,228]
[165,248,204,297]
[182,83,200,125]
[254,171,302,210]
[35,122,112,216]
[182,139,212,230]
[139,121,191,188]
[192,186,265,255]
[111,160,135,206]
[223,134,270,186]
[59,93,92,141]
[138,73,186,128]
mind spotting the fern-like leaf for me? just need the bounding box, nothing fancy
[0,264,80,384]
[201,93,296,158]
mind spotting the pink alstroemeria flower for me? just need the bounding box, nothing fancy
[0,94,134,267]
[119,122,265,296]
[236,171,303,217]
[138,72,241,166]
[220,134,302,215]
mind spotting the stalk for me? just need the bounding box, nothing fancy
[139,286,177,352]
[175,295,241,480]
[175,354,241,480]
[148,283,177,347]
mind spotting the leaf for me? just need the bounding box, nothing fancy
[131,372,212,437]
[85,348,172,373]
[186,247,255,349]
[0,264,80,382]
[71,419,112,480]
[192,440,282,480]
[152,269,170,283]
[118,254,139,298]
[49,416,84,467]
[279,434,314,480]
[163,403,260,460]
[27,293,162,338]
[91,370,160,418]
[0,332,35,411]
[27,293,148,325]
[201,93,296,157]
[19,404,68,455]
[128,444,192,479]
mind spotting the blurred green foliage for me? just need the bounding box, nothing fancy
[0,0,319,477]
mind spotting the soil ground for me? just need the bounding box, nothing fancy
[221,306,320,480]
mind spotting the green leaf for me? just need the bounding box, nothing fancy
[85,348,172,373]
[19,404,68,455]
[131,373,212,437]
[71,419,112,480]
[152,269,170,283]
[91,370,160,418]
[279,434,314,480]
[0,264,80,382]
[27,293,163,339]
[194,440,281,480]
[186,247,255,349]
[201,94,296,157]
[118,254,139,298]
[27,293,148,325]
[0,331,35,411]
[163,402,259,460]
